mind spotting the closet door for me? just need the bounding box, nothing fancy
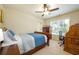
[42,26,52,39]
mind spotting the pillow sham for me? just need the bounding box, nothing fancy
[8,29,15,36]
[4,30,16,41]
[3,31,13,44]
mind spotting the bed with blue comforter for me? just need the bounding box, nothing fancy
[28,33,46,47]
[3,29,47,54]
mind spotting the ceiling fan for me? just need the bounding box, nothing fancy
[35,4,59,16]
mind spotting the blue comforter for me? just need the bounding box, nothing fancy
[28,33,45,47]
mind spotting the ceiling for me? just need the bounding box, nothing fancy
[3,4,79,19]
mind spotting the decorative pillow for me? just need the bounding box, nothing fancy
[8,29,15,36]
[5,30,16,41]
[3,31,13,44]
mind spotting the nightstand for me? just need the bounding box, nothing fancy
[0,41,20,55]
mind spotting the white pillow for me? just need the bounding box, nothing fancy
[3,31,12,44]
[4,30,16,41]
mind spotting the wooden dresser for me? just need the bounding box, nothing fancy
[42,26,52,39]
[64,23,79,54]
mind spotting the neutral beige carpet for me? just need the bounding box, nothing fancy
[33,40,71,55]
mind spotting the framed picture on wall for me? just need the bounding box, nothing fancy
[0,9,3,23]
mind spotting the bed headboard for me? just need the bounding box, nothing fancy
[34,31,48,35]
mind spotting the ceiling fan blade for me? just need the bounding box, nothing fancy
[49,8,59,12]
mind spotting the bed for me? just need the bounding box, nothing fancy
[1,29,49,55]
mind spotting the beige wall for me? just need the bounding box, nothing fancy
[0,5,4,10]
[44,10,79,40]
[3,7,43,34]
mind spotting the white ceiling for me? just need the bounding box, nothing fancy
[3,4,79,19]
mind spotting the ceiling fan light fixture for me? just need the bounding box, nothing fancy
[35,4,59,17]
[43,11,49,15]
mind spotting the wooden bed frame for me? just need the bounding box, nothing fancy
[0,32,50,55]
[23,32,50,55]
[23,44,46,55]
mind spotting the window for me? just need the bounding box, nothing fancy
[50,19,70,36]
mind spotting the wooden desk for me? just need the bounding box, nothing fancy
[64,24,79,54]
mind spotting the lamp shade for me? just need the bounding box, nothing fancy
[0,28,4,42]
